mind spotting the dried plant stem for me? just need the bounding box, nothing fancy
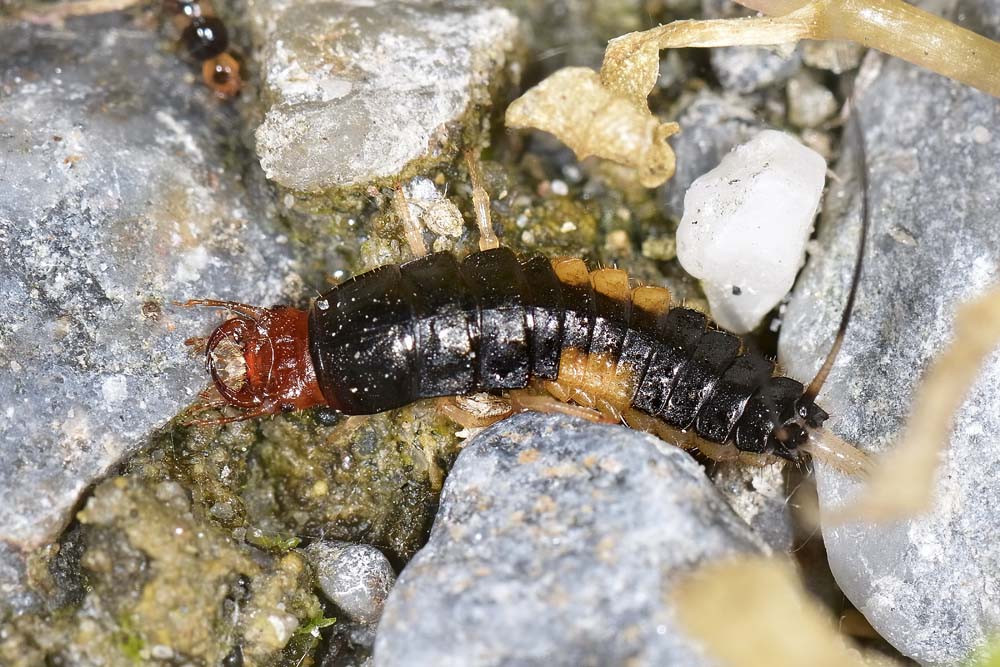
[601,12,819,103]
[603,0,1000,104]
[816,0,1000,98]
[675,558,871,667]
[15,0,141,25]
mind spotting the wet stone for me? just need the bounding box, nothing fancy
[0,16,297,612]
[305,541,396,625]
[374,413,768,667]
[248,0,521,193]
[779,9,1000,664]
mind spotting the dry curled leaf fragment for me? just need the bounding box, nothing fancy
[505,67,679,188]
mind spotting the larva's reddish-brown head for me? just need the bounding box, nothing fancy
[204,305,326,417]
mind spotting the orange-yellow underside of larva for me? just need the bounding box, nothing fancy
[544,258,668,410]
[534,258,746,463]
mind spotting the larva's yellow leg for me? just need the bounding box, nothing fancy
[542,379,573,403]
[509,390,611,424]
[436,395,515,430]
[392,185,428,259]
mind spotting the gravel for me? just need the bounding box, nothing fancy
[306,541,396,625]
[677,130,826,333]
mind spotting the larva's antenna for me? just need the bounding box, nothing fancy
[802,107,870,403]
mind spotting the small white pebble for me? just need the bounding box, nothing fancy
[560,221,577,233]
[973,125,992,144]
[550,179,569,196]
[151,645,173,659]
[677,130,826,333]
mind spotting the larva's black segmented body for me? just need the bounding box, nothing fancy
[310,248,828,460]
[188,247,830,462]
[185,145,871,471]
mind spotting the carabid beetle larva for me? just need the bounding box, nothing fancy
[184,150,871,476]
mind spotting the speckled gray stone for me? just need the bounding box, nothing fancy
[786,71,838,129]
[779,11,1000,664]
[0,16,298,612]
[306,541,396,625]
[709,462,795,553]
[248,0,520,193]
[702,0,801,94]
[374,413,768,667]
[660,90,766,220]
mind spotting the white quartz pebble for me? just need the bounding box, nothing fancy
[676,129,826,333]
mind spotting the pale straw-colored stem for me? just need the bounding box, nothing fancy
[818,0,1000,98]
[602,0,1000,105]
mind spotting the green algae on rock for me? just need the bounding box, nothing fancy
[0,476,322,667]
[248,406,462,565]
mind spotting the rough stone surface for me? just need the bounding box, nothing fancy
[787,71,839,129]
[248,0,521,192]
[780,18,1000,666]
[306,541,396,625]
[0,16,297,612]
[498,0,644,70]
[702,0,801,94]
[709,463,795,553]
[801,40,865,74]
[374,413,768,667]
[710,44,802,95]
[677,130,826,333]
[660,90,767,220]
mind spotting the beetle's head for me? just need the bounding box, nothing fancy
[768,397,830,463]
[203,305,324,416]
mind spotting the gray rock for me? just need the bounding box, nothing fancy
[374,413,768,667]
[0,16,298,612]
[702,0,801,94]
[710,45,802,95]
[661,90,766,219]
[709,463,795,553]
[786,71,839,129]
[248,0,521,193]
[779,14,1000,665]
[306,541,396,625]
[498,0,645,71]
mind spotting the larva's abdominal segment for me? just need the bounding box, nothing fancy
[295,247,829,460]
